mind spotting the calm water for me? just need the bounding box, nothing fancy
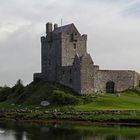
[0,121,140,140]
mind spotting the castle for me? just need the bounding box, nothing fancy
[34,22,140,94]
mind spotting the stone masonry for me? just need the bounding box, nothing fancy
[34,22,140,94]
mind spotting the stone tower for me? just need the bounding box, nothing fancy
[34,22,140,94]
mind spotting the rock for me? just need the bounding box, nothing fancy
[35,107,40,109]
[116,93,121,97]
[44,111,49,114]
[40,101,50,107]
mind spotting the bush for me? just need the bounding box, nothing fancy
[0,86,12,102]
[5,79,25,103]
[83,97,93,104]
[49,90,80,105]
[12,79,24,94]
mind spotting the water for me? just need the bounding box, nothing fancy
[0,121,140,140]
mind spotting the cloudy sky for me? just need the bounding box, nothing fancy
[0,0,140,86]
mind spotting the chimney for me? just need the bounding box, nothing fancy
[46,22,52,34]
[54,23,58,30]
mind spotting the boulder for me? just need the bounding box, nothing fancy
[40,101,50,107]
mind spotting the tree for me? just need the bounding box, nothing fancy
[12,79,24,93]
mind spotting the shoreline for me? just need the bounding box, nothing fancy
[1,118,140,127]
[1,109,140,126]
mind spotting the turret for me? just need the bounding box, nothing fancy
[54,23,58,30]
[46,22,52,34]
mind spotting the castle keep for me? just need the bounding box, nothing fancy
[34,22,140,94]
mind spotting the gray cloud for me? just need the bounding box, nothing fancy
[123,2,140,18]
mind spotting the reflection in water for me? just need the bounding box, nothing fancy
[0,121,139,140]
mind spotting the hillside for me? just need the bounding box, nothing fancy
[75,90,140,111]
[0,80,79,105]
[0,80,140,111]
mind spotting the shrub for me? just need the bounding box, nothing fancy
[49,90,80,105]
[12,79,24,94]
[83,97,93,104]
[0,86,12,102]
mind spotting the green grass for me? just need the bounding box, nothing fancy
[1,83,140,122]
[1,81,140,111]
[0,81,79,105]
[75,91,140,111]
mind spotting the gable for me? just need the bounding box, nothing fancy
[53,23,80,35]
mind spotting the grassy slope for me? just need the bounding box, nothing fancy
[3,81,77,105]
[1,81,140,111]
[75,91,140,111]
[1,82,140,122]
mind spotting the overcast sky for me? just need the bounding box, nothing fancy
[0,0,140,86]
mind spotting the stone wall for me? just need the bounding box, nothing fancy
[58,55,81,94]
[61,29,87,66]
[80,54,95,94]
[94,70,135,93]
[134,72,140,87]
[71,55,81,93]
[41,31,62,81]
[59,66,73,88]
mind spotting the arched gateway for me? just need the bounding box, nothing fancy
[106,81,115,93]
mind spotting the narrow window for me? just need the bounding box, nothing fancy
[74,33,77,42]
[62,70,65,75]
[69,79,72,84]
[70,34,73,42]
[74,43,76,49]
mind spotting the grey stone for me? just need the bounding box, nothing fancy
[40,101,50,107]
